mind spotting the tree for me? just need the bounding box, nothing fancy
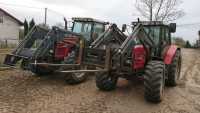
[19,27,24,41]
[24,19,29,37]
[185,40,192,48]
[135,0,185,21]
[29,18,35,31]
[173,37,185,47]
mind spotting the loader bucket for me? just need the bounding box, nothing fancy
[3,54,28,66]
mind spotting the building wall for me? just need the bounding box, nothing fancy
[0,11,21,41]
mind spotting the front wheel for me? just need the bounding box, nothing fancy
[65,72,87,84]
[21,59,29,70]
[30,64,54,76]
[144,61,165,103]
[166,50,182,86]
[96,72,118,91]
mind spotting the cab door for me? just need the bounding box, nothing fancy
[159,27,171,56]
[91,23,105,41]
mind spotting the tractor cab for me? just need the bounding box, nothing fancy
[132,21,176,45]
[132,21,176,56]
[72,17,108,44]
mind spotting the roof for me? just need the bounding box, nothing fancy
[72,17,109,25]
[0,8,23,25]
[132,21,165,26]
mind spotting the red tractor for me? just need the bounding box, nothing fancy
[61,21,181,103]
[4,17,109,84]
[93,21,181,103]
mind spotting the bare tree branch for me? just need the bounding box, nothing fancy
[135,0,185,22]
[155,0,164,21]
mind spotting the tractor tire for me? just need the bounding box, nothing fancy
[65,72,87,84]
[30,65,53,76]
[144,61,165,103]
[166,50,182,87]
[96,72,118,91]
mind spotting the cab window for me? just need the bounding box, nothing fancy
[165,28,170,44]
[72,22,92,41]
[161,27,170,45]
[144,26,160,45]
[92,23,104,40]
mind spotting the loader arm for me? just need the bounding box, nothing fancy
[82,24,127,68]
[4,26,50,66]
[114,23,155,72]
[118,23,155,55]
[90,24,127,49]
[13,26,49,57]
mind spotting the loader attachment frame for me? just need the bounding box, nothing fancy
[31,23,155,75]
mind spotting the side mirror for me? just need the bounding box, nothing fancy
[122,24,127,32]
[169,23,176,33]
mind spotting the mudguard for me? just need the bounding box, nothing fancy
[164,45,180,65]
[132,45,146,70]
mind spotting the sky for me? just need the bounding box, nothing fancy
[0,0,200,43]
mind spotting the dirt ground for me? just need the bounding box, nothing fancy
[0,49,200,113]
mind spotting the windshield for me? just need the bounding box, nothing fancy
[143,26,160,45]
[72,22,92,41]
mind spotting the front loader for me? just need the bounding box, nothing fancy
[4,17,108,84]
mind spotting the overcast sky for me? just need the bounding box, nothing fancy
[0,0,200,43]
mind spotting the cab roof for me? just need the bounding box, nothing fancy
[132,21,168,27]
[72,17,109,25]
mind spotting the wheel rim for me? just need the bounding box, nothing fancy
[72,66,87,78]
[108,74,117,83]
[73,73,85,78]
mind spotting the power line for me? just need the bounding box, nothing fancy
[0,2,43,10]
[47,9,71,20]
[1,2,200,27]
[0,2,71,19]
[177,23,200,27]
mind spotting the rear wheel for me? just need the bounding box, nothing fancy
[144,61,165,103]
[96,72,118,91]
[166,50,182,86]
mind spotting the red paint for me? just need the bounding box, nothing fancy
[164,45,178,64]
[55,44,71,60]
[132,45,146,70]
[54,37,79,60]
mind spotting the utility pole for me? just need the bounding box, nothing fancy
[44,8,47,26]
[64,17,68,30]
